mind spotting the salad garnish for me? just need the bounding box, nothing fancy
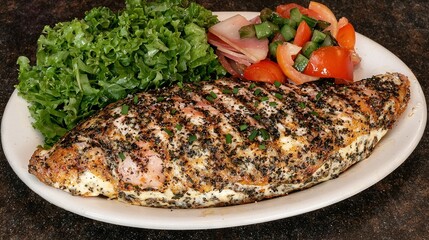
[208,1,361,85]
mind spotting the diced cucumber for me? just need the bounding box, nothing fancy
[260,8,273,22]
[311,30,326,43]
[316,20,331,31]
[269,41,283,58]
[280,24,296,41]
[239,24,256,38]
[321,35,333,46]
[289,20,298,29]
[321,32,338,47]
[302,41,319,58]
[290,8,302,23]
[254,21,279,39]
[302,15,318,28]
[293,54,309,72]
[271,13,292,26]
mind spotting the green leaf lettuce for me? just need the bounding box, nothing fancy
[16,0,226,146]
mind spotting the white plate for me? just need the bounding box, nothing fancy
[2,12,427,230]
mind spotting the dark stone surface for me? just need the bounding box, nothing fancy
[0,0,427,239]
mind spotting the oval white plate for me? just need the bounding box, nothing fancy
[2,12,427,230]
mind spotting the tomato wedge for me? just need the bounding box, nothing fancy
[276,43,319,85]
[303,46,354,82]
[243,59,286,83]
[308,1,338,37]
[337,17,360,64]
[294,21,312,47]
[337,23,356,50]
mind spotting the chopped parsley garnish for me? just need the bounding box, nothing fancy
[133,95,138,104]
[298,102,306,108]
[171,109,177,115]
[175,124,183,130]
[254,100,260,107]
[315,92,323,101]
[259,144,266,150]
[261,96,269,102]
[274,93,283,100]
[233,87,239,94]
[254,88,262,96]
[205,95,215,103]
[205,91,218,102]
[222,89,232,94]
[188,134,197,143]
[269,101,278,107]
[249,129,259,141]
[274,81,281,88]
[239,124,248,131]
[249,83,256,90]
[163,128,173,136]
[209,91,217,99]
[118,152,126,160]
[121,104,129,115]
[259,129,270,140]
[253,114,262,120]
[156,96,165,102]
[225,134,232,144]
[311,111,319,116]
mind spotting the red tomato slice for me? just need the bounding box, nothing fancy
[243,59,286,83]
[276,43,319,85]
[294,21,312,47]
[276,3,320,19]
[337,23,356,50]
[308,1,338,37]
[303,46,354,81]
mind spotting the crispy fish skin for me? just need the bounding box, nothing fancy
[28,73,410,208]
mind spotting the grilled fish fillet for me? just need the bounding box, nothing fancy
[28,73,410,208]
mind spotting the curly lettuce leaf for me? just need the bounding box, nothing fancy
[16,0,226,146]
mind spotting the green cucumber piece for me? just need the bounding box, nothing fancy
[293,54,309,72]
[239,24,256,38]
[311,30,326,43]
[302,41,319,58]
[316,20,331,31]
[271,13,293,26]
[302,15,318,28]
[290,8,302,24]
[260,8,273,22]
[321,32,338,47]
[254,21,279,39]
[269,41,283,58]
[280,24,296,41]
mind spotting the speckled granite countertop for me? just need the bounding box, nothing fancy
[1,0,428,239]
